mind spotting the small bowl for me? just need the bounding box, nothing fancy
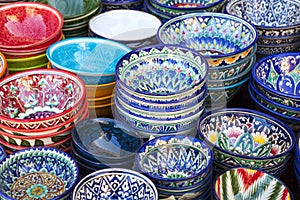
[0,51,7,79]
[72,168,158,200]
[86,81,116,98]
[0,143,5,162]
[135,135,213,188]
[214,168,293,200]
[89,10,162,49]
[0,2,63,49]
[0,148,79,200]
[197,108,296,169]
[47,37,131,85]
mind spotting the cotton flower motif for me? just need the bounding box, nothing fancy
[46,95,59,107]
[26,184,48,199]
[223,126,244,140]
[251,132,268,145]
[38,78,48,88]
[9,85,18,94]
[207,131,219,144]
[7,107,18,118]
[24,95,38,108]
[280,57,291,74]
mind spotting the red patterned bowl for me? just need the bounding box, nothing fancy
[0,2,63,49]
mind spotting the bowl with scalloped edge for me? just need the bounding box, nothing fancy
[0,147,79,200]
[197,108,296,169]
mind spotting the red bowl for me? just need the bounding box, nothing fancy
[0,2,63,49]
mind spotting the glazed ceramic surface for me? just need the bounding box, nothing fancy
[72,168,158,200]
[0,148,79,200]
[0,52,7,79]
[214,168,293,200]
[47,37,131,85]
[136,135,213,187]
[157,12,257,67]
[0,144,5,162]
[0,69,86,130]
[0,2,63,49]
[198,108,295,168]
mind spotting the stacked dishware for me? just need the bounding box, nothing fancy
[46,37,131,118]
[249,52,300,133]
[29,0,102,38]
[157,12,258,110]
[71,118,143,176]
[88,10,162,50]
[0,148,79,200]
[0,2,64,74]
[0,69,88,154]
[294,135,300,188]
[135,135,214,199]
[144,0,226,22]
[112,45,209,139]
[101,0,144,12]
[197,108,296,176]
[226,0,300,57]
[214,168,294,200]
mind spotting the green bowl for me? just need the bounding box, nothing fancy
[7,53,48,69]
[8,62,48,73]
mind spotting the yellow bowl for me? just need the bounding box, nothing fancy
[88,103,114,118]
[85,82,116,98]
[88,94,114,106]
[7,53,48,69]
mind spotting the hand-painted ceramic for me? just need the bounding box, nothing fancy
[85,81,116,99]
[0,144,6,162]
[101,0,144,12]
[0,2,63,49]
[0,148,79,200]
[144,0,172,22]
[197,108,295,169]
[157,12,258,67]
[72,168,158,200]
[0,69,86,130]
[256,42,300,55]
[135,135,213,188]
[257,34,300,45]
[6,53,48,69]
[47,37,131,85]
[0,52,7,79]
[214,168,293,200]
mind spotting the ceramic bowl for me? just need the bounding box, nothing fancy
[0,2,63,49]
[47,37,131,85]
[135,135,213,188]
[257,41,300,55]
[0,148,79,200]
[72,168,158,199]
[88,103,114,118]
[8,62,48,74]
[0,51,7,79]
[225,0,300,37]
[0,144,5,162]
[144,0,172,23]
[214,168,293,200]
[257,34,300,46]
[101,0,144,12]
[197,108,296,169]
[89,10,162,49]
[251,52,300,107]
[115,45,208,103]
[0,69,86,130]
[6,53,48,69]
[157,12,258,67]
[85,81,115,99]
[88,94,113,106]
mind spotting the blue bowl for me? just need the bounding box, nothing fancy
[47,37,132,85]
[0,148,79,200]
[0,144,5,163]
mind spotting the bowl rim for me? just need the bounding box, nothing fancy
[0,147,79,200]
[0,143,6,161]
[157,12,258,59]
[0,2,64,49]
[135,135,214,182]
[46,37,132,76]
[152,0,226,11]
[0,69,87,124]
[71,168,158,199]
[0,51,7,78]
[197,108,296,160]
[251,52,300,99]
[85,81,116,88]
[6,53,47,62]
[8,62,48,71]
[63,3,102,23]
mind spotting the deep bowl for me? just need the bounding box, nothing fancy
[197,108,296,169]
[47,37,132,85]
[0,69,86,130]
[0,148,79,200]
[157,12,258,67]
[72,168,158,200]
[0,2,63,49]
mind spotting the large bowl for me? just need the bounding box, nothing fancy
[72,168,158,199]
[47,37,132,85]
[197,108,296,169]
[0,69,86,130]
[0,2,63,49]
[157,12,258,67]
[0,148,79,200]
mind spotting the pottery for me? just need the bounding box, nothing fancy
[72,168,158,200]
[101,0,144,12]
[157,12,258,67]
[144,0,172,22]
[257,34,300,45]
[88,94,113,106]
[0,51,7,79]
[6,53,48,69]
[85,81,116,98]
[257,41,300,55]
[0,144,5,162]
[88,102,114,118]
[0,148,79,200]
[8,62,48,74]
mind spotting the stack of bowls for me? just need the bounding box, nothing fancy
[89,10,162,50]
[0,69,88,154]
[197,108,296,176]
[294,135,300,188]
[46,37,131,118]
[135,135,214,199]
[101,0,144,12]
[29,0,102,38]
[157,12,258,110]
[71,118,143,176]
[249,52,300,133]
[0,2,64,73]
[226,0,300,57]
[113,45,209,139]
[144,0,226,22]
[0,148,79,200]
